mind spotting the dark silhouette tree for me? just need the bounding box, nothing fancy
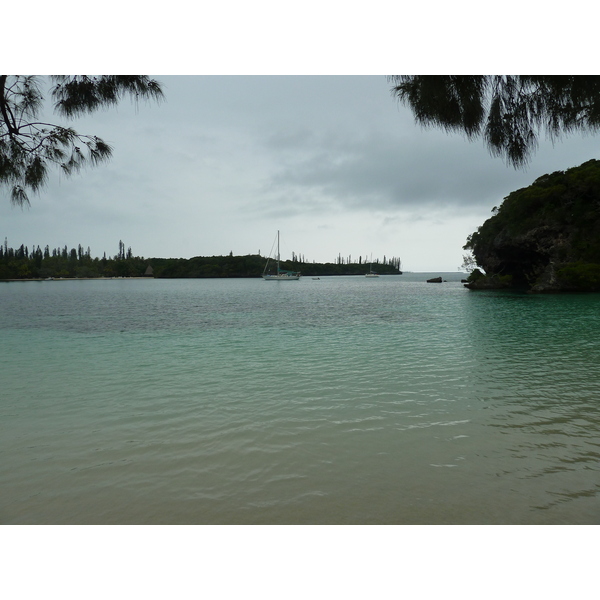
[1,75,163,206]
[389,76,600,168]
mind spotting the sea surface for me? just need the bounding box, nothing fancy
[1,274,599,524]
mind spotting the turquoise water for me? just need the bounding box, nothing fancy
[1,275,599,524]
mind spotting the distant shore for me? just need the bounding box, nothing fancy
[1,273,468,283]
[1,277,155,282]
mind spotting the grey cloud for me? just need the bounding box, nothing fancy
[262,117,600,216]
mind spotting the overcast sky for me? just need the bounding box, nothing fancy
[3,75,600,271]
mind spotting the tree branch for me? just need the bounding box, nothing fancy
[0,75,19,135]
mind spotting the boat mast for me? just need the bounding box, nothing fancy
[277,230,280,276]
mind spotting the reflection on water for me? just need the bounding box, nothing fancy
[1,278,599,524]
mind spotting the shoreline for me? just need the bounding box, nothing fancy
[0,277,155,282]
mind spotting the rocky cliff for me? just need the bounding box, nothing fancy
[464,159,600,292]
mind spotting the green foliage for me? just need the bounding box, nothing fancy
[464,159,600,291]
[466,268,485,283]
[466,159,600,264]
[0,241,149,279]
[390,76,600,168]
[465,269,514,289]
[460,252,478,273]
[51,76,163,118]
[0,244,402,280]
[1,75,163,206]
[555,262,600,291]
[148,255,401,278]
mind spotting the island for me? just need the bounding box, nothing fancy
[0,245,403,280]
[464,159,600,292]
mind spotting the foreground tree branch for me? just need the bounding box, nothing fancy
[0,75,164,206]
[390,75,600,168]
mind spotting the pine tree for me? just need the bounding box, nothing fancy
[390,75,600,168]
[1,76,164,206]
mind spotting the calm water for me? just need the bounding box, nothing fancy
[1,274,599,524]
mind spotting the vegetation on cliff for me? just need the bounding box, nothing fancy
[464,159,600,292]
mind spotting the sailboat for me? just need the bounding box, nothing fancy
[262,231,300,280]
[365,254,379,277]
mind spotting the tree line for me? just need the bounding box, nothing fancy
[333,254,402,269]
[0,239,145,279]
[0,241,402,279]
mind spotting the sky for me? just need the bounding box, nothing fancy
[3,75,600,272]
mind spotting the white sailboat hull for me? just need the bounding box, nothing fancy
[262,273,300,280]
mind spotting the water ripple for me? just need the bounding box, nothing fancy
[1,278,599,524]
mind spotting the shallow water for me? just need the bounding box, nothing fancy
[1,275,599,524]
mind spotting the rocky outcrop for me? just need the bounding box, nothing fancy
[464,160,600,292]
